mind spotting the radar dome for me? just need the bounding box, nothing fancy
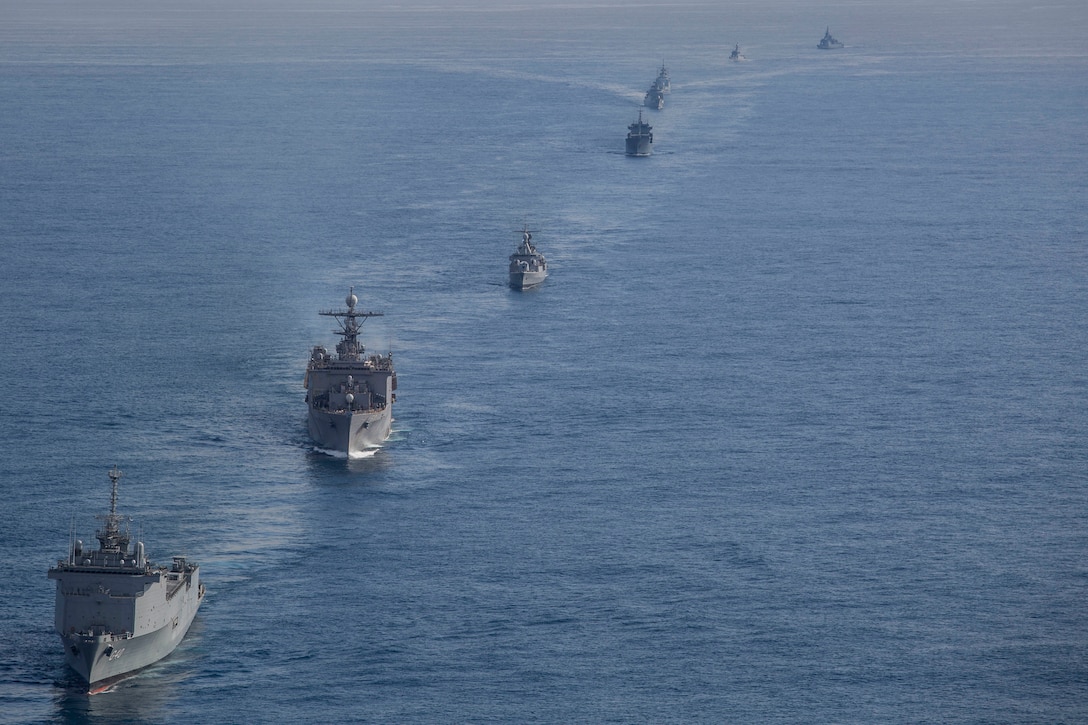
[345,393,355,405]
[346,292,358,308]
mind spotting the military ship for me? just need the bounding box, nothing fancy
[305,287,396,456]
[730,44,745,61]
[625,109,653,157]
[817,27,844,49]
[509,228,548,289]
[644,84,664,110]
[654,62,671,93]
[48,467,204,692]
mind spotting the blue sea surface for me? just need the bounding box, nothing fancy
[1,1,1087,722]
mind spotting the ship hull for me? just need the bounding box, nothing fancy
[57,576,203,689]
[509,269,547,289]
[307,405,392,455]
[626,137,652,156]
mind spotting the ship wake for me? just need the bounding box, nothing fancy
[312,446,380,460]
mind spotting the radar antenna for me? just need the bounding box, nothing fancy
[318,286,384,362]
[95,466,130,553]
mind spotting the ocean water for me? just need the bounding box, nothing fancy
[1,1,1087,722]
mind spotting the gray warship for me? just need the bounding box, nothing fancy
[625,109,653,157]
[305,287,396,456]
[644,84,664,110]
[48,467,204,692]
[644,62,669,109]
[654,62,671,93]
[509,228,548,289]
[818,27,844,49]
[730,44,745,61]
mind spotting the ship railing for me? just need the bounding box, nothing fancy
[317,356,393,371]
[84,630,134,640]
[70,626,133,639]
[56,559,149,574]
[324,402,386,415]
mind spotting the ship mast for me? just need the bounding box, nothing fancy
[95,466,130,553]
[108,465,120,520]
[519,226,536,254]
[318,286,383,362]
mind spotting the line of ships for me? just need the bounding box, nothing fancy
[47,26,845,694]
[625,28,844,157]
[626,63,668,157]
[50,247,543,691]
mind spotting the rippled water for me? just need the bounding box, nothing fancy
[1,1,1086,722]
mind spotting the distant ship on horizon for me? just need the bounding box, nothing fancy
[730,44,745,61]
[644,62,669,109]
[654,62,670,93]
[818,27,844,49]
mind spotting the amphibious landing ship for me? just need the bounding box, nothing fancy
[48,467,204,692]
[305,287,396,456]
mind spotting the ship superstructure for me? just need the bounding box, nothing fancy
[818,27,844,49]
[625,109,653,157]
[509,228,548,289]
[48,467,204,691]
[305,287,396,456]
